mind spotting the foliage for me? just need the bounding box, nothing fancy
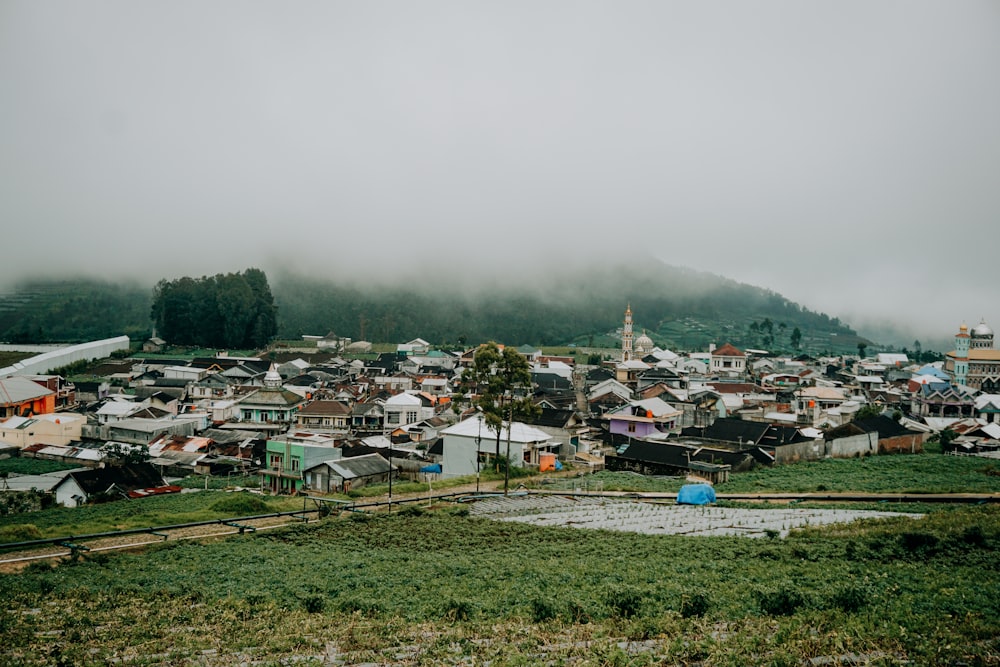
[0,279,151,343]
[0,506,996,664]
[0,490,302,538]
[852,403,884,421]
[458,342,539,457]
[150,268,277,349]
[269,260,864,350]
[0,523,42,543]
[208,493,273,515]
[102,441,150,466]
[0,491,49,518]
[544,454,1000,497]
[0,458,79,476]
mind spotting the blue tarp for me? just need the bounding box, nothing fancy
[676,484,716,505]
[419,464,442,473]
[554,460,563,471]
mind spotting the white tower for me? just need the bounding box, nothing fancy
[622,304,634,362]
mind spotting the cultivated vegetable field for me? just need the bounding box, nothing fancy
[1,502,997,665]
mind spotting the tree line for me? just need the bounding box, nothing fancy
[150,269,277,349]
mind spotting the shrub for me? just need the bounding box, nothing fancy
[605,587,642,619]
[0,524,42,543]
[338,597,384,617]
[756,583,807,616]
[209,494,271,515]
[399,504,424,517]
[441,598,475,621]
[829,582,869,613]
[680,591,711,618]
[530,596,560,623]
[567,600,591,623]
[900,531,939,554]
[302,594,326,614]
[960,525,986,546]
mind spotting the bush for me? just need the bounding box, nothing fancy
[756,583,807,616]
[605,587,642,619]
[441,598,475,621]
[0,524,42,543]
[209,494,271,515]
[530,596,560,622]
[680,591,711,618]
[900,531,939,554]
[960,525,987,546]
[302,594,326,614]
[829,582,869,613]
[337,597,384,617]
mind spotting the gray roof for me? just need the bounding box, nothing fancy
[311,453,391,479]
[0,376,54,406]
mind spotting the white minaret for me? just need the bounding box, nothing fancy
[622,303,634,362]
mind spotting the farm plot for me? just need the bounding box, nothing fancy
[471,495,923,537]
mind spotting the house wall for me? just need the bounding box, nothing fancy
[828,432,878,458]
[54,478,87,508]
[878,432,925,454]
[609,419,659,438]
[772,439,827,465]
[441,434,525,478]
[0,416,82,448]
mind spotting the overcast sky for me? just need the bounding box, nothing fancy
[1,2,998,344]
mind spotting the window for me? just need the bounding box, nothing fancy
[387,412,400,424]
[627,422,636,433]
[269,454,283,470]
[405,411,418,423]
[291,458,299,472]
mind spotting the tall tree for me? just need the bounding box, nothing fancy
[150,269,278,349]
[459,342,537,462]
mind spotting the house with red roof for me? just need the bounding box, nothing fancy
[710,343,747,379]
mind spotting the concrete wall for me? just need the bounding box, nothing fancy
[0,336,130,376]
[774,432,877,464]
[773,439,827,465]
[828,432,878,458]
[879,433,925,454]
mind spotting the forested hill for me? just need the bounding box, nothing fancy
[272,261,866,354]
[0,261,868,354]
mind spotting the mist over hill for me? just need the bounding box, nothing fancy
[0,260,872,354]
[271,259,866,354]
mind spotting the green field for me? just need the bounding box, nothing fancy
[0,490,304,541]
[1,504,997,665]
[1,454,998,664]
[540,452,1000,496]
[0,458,81,477]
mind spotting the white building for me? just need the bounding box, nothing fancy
[440,414,556,478]
[383,392,434,428]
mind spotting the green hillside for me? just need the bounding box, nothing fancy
[272,260,866,354]
[0,261,869,354]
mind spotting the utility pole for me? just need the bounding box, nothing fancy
[503,402,513,497]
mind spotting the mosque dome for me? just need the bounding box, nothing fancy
[973,320,994,338]
[264,363,283,389]
[635,331,654,355]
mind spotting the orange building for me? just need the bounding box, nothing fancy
[0,376,56,418]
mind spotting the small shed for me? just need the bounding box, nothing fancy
[304,453,394,494]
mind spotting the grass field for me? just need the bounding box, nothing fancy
[1,504,997,665]
[0,351,33,368]
[0,490,306,541]
[539,452,1000,496]
[1,454,998,664]
[0,458,81,477]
